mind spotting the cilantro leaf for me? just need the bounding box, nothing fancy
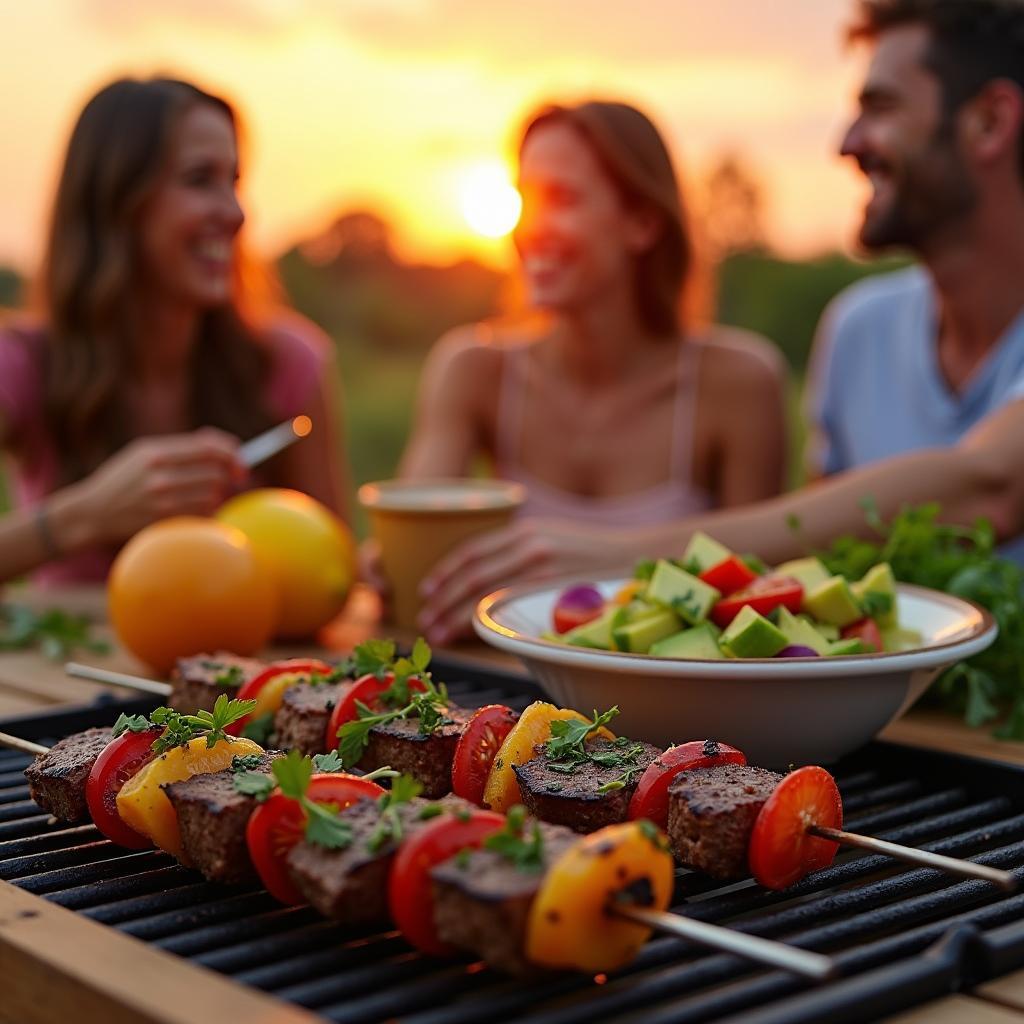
[303,800,354,850]
[214,665,245,688]
[311,749,345,773]
[232,771,276,801]
[271,750,314,800]
[350,639,396,679]
[112,713,152,738]
[483,805,544,872]
[545,707,620,762]
[231,754,264,773]
[0,603,110,660]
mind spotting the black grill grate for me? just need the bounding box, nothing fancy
[2,657,1024,1023]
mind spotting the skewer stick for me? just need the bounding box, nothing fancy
[0,732,50,757]
[65,662,171,698]
[809,825,1018,893]
[612,904,837,981]
[239,415,312,468]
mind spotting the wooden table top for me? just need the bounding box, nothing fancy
[1,582,1022,1022]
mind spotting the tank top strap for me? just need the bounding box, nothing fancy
[494,342,528,468]
[669,340,702,484]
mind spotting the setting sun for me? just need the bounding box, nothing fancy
[458,161,522,239]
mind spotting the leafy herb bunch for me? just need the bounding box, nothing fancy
[814,500,1024,738]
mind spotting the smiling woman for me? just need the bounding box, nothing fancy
[0,77,351,586]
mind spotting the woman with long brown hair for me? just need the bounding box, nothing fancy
[0,77,349,584]
[399,99,788,642]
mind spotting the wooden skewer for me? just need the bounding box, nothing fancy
[809,825,1018,893]
[0,732,50,757]
[613,904,837,980]
[65,662,171,697]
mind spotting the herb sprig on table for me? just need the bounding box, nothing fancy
[813,500,1024,739]
[0,604,110,660]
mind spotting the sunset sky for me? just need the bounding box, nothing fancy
[1,0,873,273]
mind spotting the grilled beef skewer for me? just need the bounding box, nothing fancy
[23,728,114,823]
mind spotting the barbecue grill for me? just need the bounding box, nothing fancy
[1,657,1023,1024]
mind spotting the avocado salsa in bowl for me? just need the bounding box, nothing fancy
[473,533,998,766]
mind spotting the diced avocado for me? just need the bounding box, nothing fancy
[680,531,732,573]
[800,615,839,641]
[852,562,898,628]
[827,637,869,656]
[610,598,657,630]
[880,626,924,653]
[804,575,864,628]
[645,559,721,625]
[773,556,831,596]
[612,608,682,653]
[649,622,726,660]
[719,605,788,658]
[560,607,618,650]
[775,606,830,655]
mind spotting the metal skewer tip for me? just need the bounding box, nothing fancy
[0,732,50,757]
[612,903,838,981]
[65,662,171,698]
[239,415,312,469]
[809,825,1018,893]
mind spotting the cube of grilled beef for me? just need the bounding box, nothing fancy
[666,763,784,879]
[513,739,662,834]
[168,653,264,713]
[273,680,347,756]
[357,705,472,798]
[163,751,283,883]
[24,727,113,823]
[431,820,577,975]
[286,795,473,923]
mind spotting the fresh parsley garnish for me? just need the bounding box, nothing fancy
[141,695,259,754]
[214,665,245,688]
[232,771,276,800]
[545,707,620,762]
[366,774,423,853]
[483,805,544,873]
[231,754,264,773]
[335,677,449,768]
[350,638,397,679]
[303,800,354,850]
[0,604,110,660]
[820,500,1024,738]
[112,713,152,738]
[311,749,345,773]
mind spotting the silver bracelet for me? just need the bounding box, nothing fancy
[35,504,61,559]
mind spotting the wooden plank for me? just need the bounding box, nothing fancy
[0,880,320,1024]
[978,970,1024,1011]
[884,994,1024,1022]
[883,708,1024,767]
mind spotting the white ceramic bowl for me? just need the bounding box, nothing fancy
[474,578,997,767]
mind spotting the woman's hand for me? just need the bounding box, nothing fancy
[65,428,244,548]
[415,517,641,645]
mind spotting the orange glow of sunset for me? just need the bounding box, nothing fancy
[0,0,868,276]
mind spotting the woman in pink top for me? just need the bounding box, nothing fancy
[0,78,349,585]
[400,101,788,642]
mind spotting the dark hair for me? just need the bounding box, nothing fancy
[39,76,274,482]
[849,0,1024,175]
[520,101,697,337]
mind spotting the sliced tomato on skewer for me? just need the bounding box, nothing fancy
[246,773,386,904]
[748,765,843,890]
[85,727,162,848]
[628,740,746,828]
[451,705,518,806]
[388,809,505,956]
[325,672,429,750]
[228,658,334,736]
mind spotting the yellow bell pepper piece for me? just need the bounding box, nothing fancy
[526,821,674,973]
[116,736,263,859]
[612,580,645,606]
[482,701,615,813]
[249,671,308,723]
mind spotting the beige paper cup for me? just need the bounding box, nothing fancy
[359,478,526,630]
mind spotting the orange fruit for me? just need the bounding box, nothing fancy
[108,516,278,675]
[216,488,357,639]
